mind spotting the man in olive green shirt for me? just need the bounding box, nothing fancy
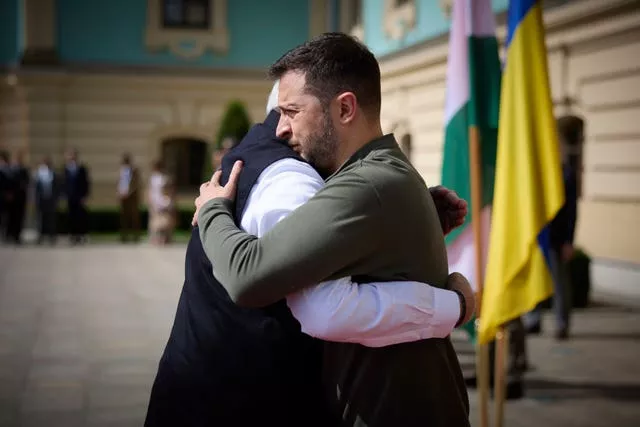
[195,33,470,426]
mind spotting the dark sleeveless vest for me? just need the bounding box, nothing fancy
[145,111,336,427]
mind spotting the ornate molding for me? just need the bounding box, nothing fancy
[383,0,417,41]
[145,0,229,59]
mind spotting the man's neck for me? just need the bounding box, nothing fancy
[330,124,383,174]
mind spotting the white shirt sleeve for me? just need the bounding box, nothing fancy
[239,158,461,347]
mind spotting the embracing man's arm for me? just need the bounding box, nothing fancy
[198,165,384,308]
[238,158,465,345]
[197,161,471,316]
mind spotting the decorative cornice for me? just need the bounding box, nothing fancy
[2,62,269,82]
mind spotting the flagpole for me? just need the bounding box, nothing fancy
[493,328,509,427]
[469,125,490,427]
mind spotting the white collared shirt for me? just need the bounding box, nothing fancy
[36,165,54,197]
[118,166,132,196]
[235,158,460,347]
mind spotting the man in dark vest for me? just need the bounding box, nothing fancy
[63,148,90,244]
[524,115,582,340]
[5,150,30,244]
[35,155,60,244]
[0,151,10,239]
[117,153,141,243]
[145,84,474,425]
[196,33,471,426]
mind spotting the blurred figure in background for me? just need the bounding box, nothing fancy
[34,155,60,245]
[0,150,10,239]
[118,153,141,243]
[524,116,583,340]
[147,159,168,244]
[149,177,175,245]
[5,150,29,244]
[63,148,91,245]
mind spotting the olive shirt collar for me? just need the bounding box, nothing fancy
[326,133,397,182]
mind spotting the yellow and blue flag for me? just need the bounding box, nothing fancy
[478,0,565,344]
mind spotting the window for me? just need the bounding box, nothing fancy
[146,0,229,58]
[163,0,210,29]
[162,138,208,192]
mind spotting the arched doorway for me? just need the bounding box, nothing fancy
[161,137,207,193]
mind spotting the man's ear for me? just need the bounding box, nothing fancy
[335,92,357,124]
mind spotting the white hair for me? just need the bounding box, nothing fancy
[265,80,279,115]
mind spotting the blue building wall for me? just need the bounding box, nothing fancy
[0,0,21,66]
[363,0,573,57]
[363,0,509,57]
[56,0,309,68]
[330,0,340,32]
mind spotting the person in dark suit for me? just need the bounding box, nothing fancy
[524,116,583,340]
[0,150,10,239]
[117,153,141,243]
[35,155,60,244]
[63,148,90,244]
[5,150,29,244]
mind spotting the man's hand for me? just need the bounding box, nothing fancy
[192,160,243,226]
[430,185,468,235]
[446,272,476,327]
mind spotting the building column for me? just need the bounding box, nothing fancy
[21,0,58,64]
[309,0,331,39]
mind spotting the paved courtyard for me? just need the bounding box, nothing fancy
[0,242,639,426]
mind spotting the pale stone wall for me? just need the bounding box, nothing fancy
[0,76,29,157]
[0,70,272,206]
[0,0,337,208]
[378,0,640,296]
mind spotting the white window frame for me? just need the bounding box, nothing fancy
[145,0,229,59]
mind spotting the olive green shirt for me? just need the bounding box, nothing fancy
[197,134,469,426]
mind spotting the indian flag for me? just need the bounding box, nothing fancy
[441,0,501,300]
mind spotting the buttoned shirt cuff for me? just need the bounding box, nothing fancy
[431,288,461,335]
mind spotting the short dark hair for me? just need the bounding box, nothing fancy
[268,32,381,118]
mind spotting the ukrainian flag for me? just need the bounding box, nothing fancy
[478,0,565,344]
